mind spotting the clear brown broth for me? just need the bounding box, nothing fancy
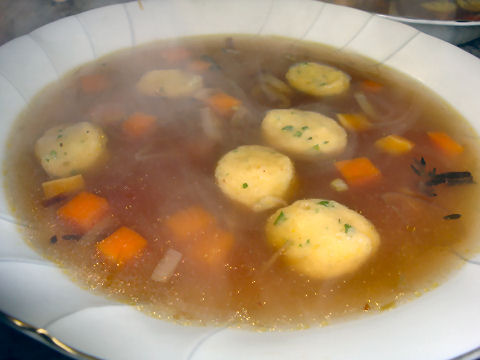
[4,35,480,330]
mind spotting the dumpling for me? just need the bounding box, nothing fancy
[265,199,380,279]
[262,108,347,158]
[215,145,295,212]
[136,69,203,98]
[285,62,350,97]
[35,121,107,178]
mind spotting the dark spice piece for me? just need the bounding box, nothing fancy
[443,213,462,220]
[62,234,82,241]
[50,235,58,244]
[411,157,474,197]
[41,194,67,207]
[426,171,474,186]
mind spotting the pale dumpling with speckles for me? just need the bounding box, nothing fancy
[262,109,347,158]
[265,199,380,279]
[215,145,296,212]
[35,121,107,178]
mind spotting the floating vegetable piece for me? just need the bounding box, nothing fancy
[57,192,109,233]
[151,248,183,282]
[251,73,293,108]
[286,62,350,97]
[35,121,108,178]
[337,113,372,132]
[166,207,234,266]
[206,92,241,117]
[136,69,203,98]
[80,74,110,93]
[42,174,85,200]
[427,131,464,156]
[361,80,383,93]
[335,157,381,186]
[189,227,234,266]
[375,135,415,155]
[330,178,349,192]
[97,226,147,265]
[353,92,379,119]
[166,206,216,239]
[122,112,157,139]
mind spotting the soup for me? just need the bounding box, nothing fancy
[4,35,480,330]
[323,0,480,21]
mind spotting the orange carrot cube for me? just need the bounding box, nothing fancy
[97,226,147,265]
[427,131,464,156]
[206,93,241,117]
[335,157,381,186]
[166,206,216,239]
[122,112,157,138]
[57,192,109,232]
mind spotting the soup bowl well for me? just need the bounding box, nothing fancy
[0,0,479,359]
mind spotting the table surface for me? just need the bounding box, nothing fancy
[1,1,480,359]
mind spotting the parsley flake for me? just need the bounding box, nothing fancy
[344,223,353,233]
[312,144,320,151]
[294,131,303,137]
[282,125,294,131]
[274,211,287,225]
[242,183,248,189]
[318,200,332,207]
[301,126,309,130]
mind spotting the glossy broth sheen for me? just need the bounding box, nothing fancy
[5,35,480,330]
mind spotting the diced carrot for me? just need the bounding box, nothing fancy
[97,226,147,265]
[361,80,383,93]
[375,135,415,155]
[42,174,85,199]
[427,131,464,156]
[187,60,212,73]
[166,206,216,239]
[160,47,191,63]
[80,74,110,93]
[334,157,381,186]
[337,113,372,131]
[166,206,234,266]
[206,93,241,117]
[188,227,234,266]
[122,112,157,138]
[57,192,109,232]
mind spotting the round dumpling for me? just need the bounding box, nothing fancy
[35,121,107,178]
[286,62,350,97]
[262,109,347,158]
[265,199,380,279]
[215,145,295,212]
[136,69,203,98]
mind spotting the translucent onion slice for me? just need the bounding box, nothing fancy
[151,248,183,283]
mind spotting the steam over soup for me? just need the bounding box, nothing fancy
[4,35,480,329]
